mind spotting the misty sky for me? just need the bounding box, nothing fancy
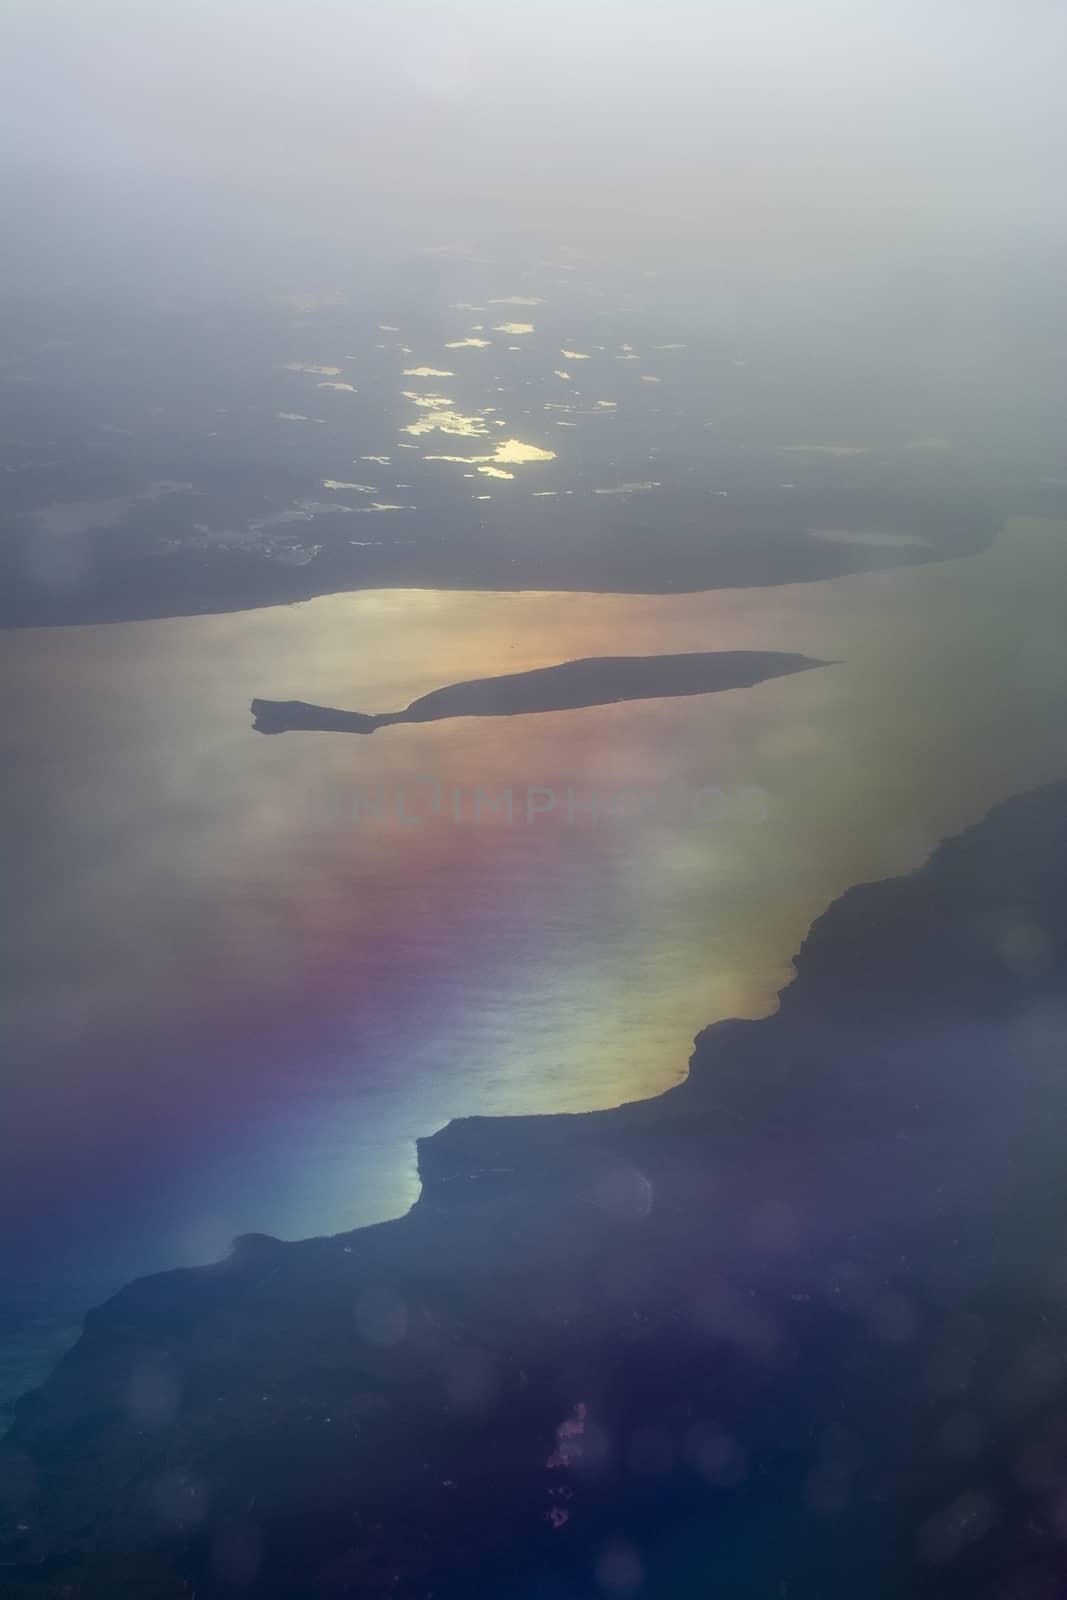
[4,0,1067,256]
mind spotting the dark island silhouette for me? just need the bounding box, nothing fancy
[250,650,834,735]
[2,781,1066,1598]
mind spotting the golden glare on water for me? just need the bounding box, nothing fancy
[426,438,557,468]
[400,393,491,439]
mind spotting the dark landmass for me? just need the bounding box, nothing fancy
[0,516,958,630]
[2,782,1066,1597]
[5,228,1063,633]
[250,652,834,735]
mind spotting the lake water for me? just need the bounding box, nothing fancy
[3,512,1066,1405]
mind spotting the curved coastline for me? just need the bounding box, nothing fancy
[2,781,1066,1593]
